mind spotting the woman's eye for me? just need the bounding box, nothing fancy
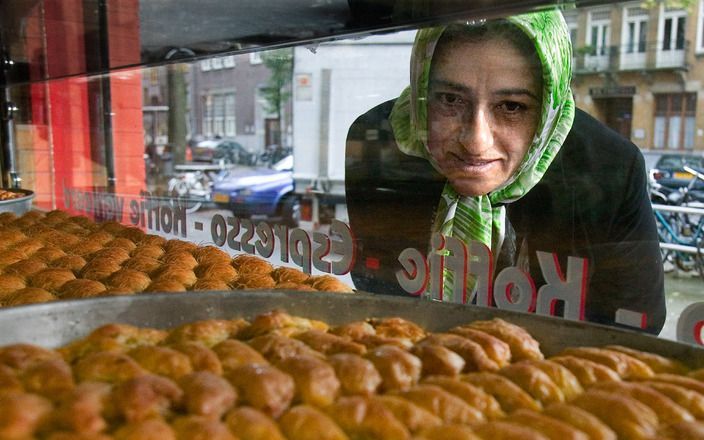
[500,101,526,113]
[437,93,463,106]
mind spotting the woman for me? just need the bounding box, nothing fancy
[345,10,666,334]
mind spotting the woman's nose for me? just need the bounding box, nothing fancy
[458,108,493,153]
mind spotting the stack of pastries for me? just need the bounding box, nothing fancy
[0,310,702,439]
[0,210,353,307]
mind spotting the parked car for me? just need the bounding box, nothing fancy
[190,138,256,165]
[650,153,704,184]
[211,155,300,226]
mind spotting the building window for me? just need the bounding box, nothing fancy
[250,52,263,64]
[200,59,212,71]
[620,5,648,70]
[202,95,213,137]
[225,93,236,136]
[211,57,223,70]
[223,56,236,68]
[584,9,611,71]
[657,5,687,67]
[697,0,704,53]
[654,93,697,150]
[213,94,225,136]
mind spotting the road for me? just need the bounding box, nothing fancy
[661,270,704,341]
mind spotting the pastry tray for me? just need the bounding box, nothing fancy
[0,290,701,367]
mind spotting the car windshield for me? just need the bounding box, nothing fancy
[658,155,704,169]
[271,155,293,171]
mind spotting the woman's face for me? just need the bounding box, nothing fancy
[427,34,542,196]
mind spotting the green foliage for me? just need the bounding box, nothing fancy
[260,48,293,118]
[640,0,695,9]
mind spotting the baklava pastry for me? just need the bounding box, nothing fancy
[191,278,231,291]
[0,390,53,439]
[212,339,269,372]
[232,274,276,289]
[193,262,239,285]
[165,318,247,347]
[240,309,328,339]
[20,357,75,400]
[127,345,193,380]
[226,363,295,418]
[29,268,76,291]
[112,374,183,422]
[294,329,366,356]
[193,246,232,266]
[549,355,621,387]
[152,266,197,288]
[73,351,147,384]
[33,245,67,263]
[84,230,114,246]
[161,251,199,270]
[325,395,410,440]
[248,333,322,363]
[68,240,105,257]
[448,326,512,368]
[642,381,704,419]
[58,279,107,299]
[144,279,187,293]
[0,275,26,300]
[12,238,45,258]
[327,353,382,396]
[44,210,70,222]
[305,275,354,293]
[0,248,26,268]
[178,371,237,419]
[118,227,146,243]
[224,406,286,440]
[414,424,482,440]
[131,245,164,260]
[276,354,341,407]
[606,345,689,374]
[68,215,97,230]
[559,347,654,379]
[499,362,565,405]
[104,238,137,253]
[508,409,589,440]
[45,231,81,251]
[369,317,425,342]
[90,247,131,265]
[365,344,421,392]
[0,229,26,247]
[418,333,499,372]
[394,384,486,425]
[468,318,544,361]
[122,255,162,274]
[171,415,236,440]
[4,287,57,305]
[421,375,505,420]
[473,420,551,440]
[231,254,273,276]
[271,267,310,284]
[55,221,89,236]
[411,344,466,377]
[462,372,542,413]
[113,417,176,440]
[51,381,111,435]
[279,405,349,440]
[164,240,198,255]
[140,234,168,248]
[370,395,442,433]
[0,212,17,224]
[80,258,121,282]
[571,390,659,440]
[592,381,694,424]
[0,343,62,370]
[106,269,152,292]
[51,255,87,274]
[46,432,113,440]
[543,403,617,440]
[168,342,223,375]
[274,282,317,291]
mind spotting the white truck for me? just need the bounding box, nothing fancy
[291,31,415,227]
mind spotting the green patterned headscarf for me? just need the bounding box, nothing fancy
[390,10,575,297]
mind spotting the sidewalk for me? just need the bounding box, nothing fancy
[660,270,703,341]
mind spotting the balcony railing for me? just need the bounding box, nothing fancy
[573,40,689,74]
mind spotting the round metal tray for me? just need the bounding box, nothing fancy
[0,189,34,215]
[0,290,701,367]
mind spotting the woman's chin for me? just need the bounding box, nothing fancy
[449,178,498,197]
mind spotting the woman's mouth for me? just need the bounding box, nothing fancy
[447,153,498,172]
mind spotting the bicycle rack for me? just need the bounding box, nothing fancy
[652,203,704,255]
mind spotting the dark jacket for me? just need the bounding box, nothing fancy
[345,100,666,334]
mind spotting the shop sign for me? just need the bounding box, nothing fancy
[589,85,636,98]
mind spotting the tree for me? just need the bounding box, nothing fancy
[641,0,695,9]
[260,49,293,145]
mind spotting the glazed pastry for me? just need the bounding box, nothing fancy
[128,345,193,380]
[392,384,486,425]
[365,344,422,392]
[59,323,167,362]
[305,275,354,293]
[0,391,53,439]
[543,403,617,440]
[231,254,273,276]
[32,246,66,263]
[293,329,366,355]
[193,262,239,284]
[570,389,659,440]
[276,354,341,407]
[191,278,232,291]
[411,344,466,376]
[279,404,349,440]
[139,234,168,248]
[0,364,22,392]
[233,274,277,289]
[0,275,26,300]
[73,351,147,383]
[639,373,704,398]
[51,382,111,434]
[549,355,621,387]
[274,282,317,291]
[508,409,589,440]
[112,374,183,422]
[107,269,152,292]
[224,406,286,440]
[331,321,376,340]
[4,258,47,278]
[370,394,442,433]
[448,325,512,368]
[468,318,543,361]
[369,317,425,342]
[421,375,505,420]
[51,255,87,274]
[144,279,187,293]
[178,371,237,419]
[89,247,131,264]
[499,362,565,405]
[641,381,704,419]
[0,343,61,371]
[162,251,198,270]
[193,246,232,266]
[559,347,654,379]
[324,395,410,440]
[152,266,197,288]
[659,420,704,440]
[171,415,235,440]
[165,318,247,347]
[592,381,694,424]
[20,357,75,400]
[418,333,499,372]
[327,353,382,396]
[414,424,482,440]
[606,344,689,374]
[168,342,223,375]
[105,237,137,253]
[226,363,295,418]
[271,267,310,284]
[122,255,162,274]
[240,309,328,339]
[79,258,121,281]
[688,367,704,380]
[461,372,542,413]
[248,333,323,363]
[4,286,57,305]
[58,279,107,299]
[474,420,550,440]
[164,240,198,255]
[212,339,269,372]
[517,360,583,401]
[113,417,176,440]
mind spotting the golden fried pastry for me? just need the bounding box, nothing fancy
[105,238,137,253]
[89,247,130,265]
[45,232,82,251]
[140,234,168,248]
[549,355,621,387]
[592,381,693,424]
[52,255,87,274]
[0,228,25,245]
[68,215,96,230]
[418,333,499,372]
[248,333,322,363]
[191,278,232,291]
[103,288,135,297]
[517,359,583,401]
[331,321,376,340]
[328,353,382,396]
[0,343,61,370]
[231,254,273,276]
[33,245,67,263]
[59,323,168,362]
[421,375,505,420]
[370,395,442,433]
[294,329,366,355]
[468,318,543,361]
[688,368,704,380]
[606,345,689,374]
[559,347,654,379]
[112,374,183,422]
[642,381,704,419]
[226,363,295,418]
[279,405,349,440]
[4,258,47,278]
[645,373,704,395]
[0,275,26,300]
[193,262,238,284]
[233,274,276,289]
[499,362,565,405]
[193,246,232,266]
[411,344,465,376]
[56,222,89,236]
[144,279,187,293]
[128,345,193,380]
[164,240,198,254]
[414,424,482,440]
[394,384,485,425]
[171,415,235,440]
[448,326,512,368]
[306,275,354,293]
[0,391,53,439]
[240,310,328,340]
[122,255,162,274]
[224,406,286,440]
[29,268,76,291]
[21,357,75,400]
[0,248,26,268]
[79,258,121,282]
[369,317,425,342]
[168,342,222,375]
[571,389,659,440]
[212,339,268,372]
[105,269,151,292]
[178,372,236,419]
[11,238,45,257]
[462,372,542,413]
[0,212,17,224]
[166,318,247,347]
[274,282,317,291]
[277,354,341,407]
[325,396,410,440]
[58,279,107,299]
[113,417,176,440]
[51,382,111,434]
[74,352,147,384]
[543,403,616,440]
[508,409,589,440]
[366,344,422,392]
[153,266,197,288]
[271,267,310,284]
[84,230,114,246]
[118,227,146,243]
[131,245,164,260]
[162,251,199,270]
[68,240,105,257]
[474,420,550,440]
[0,364,21,392]
[660,420,704,440]
[4,286,57,305]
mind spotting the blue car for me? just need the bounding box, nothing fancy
[211,155,300,226]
